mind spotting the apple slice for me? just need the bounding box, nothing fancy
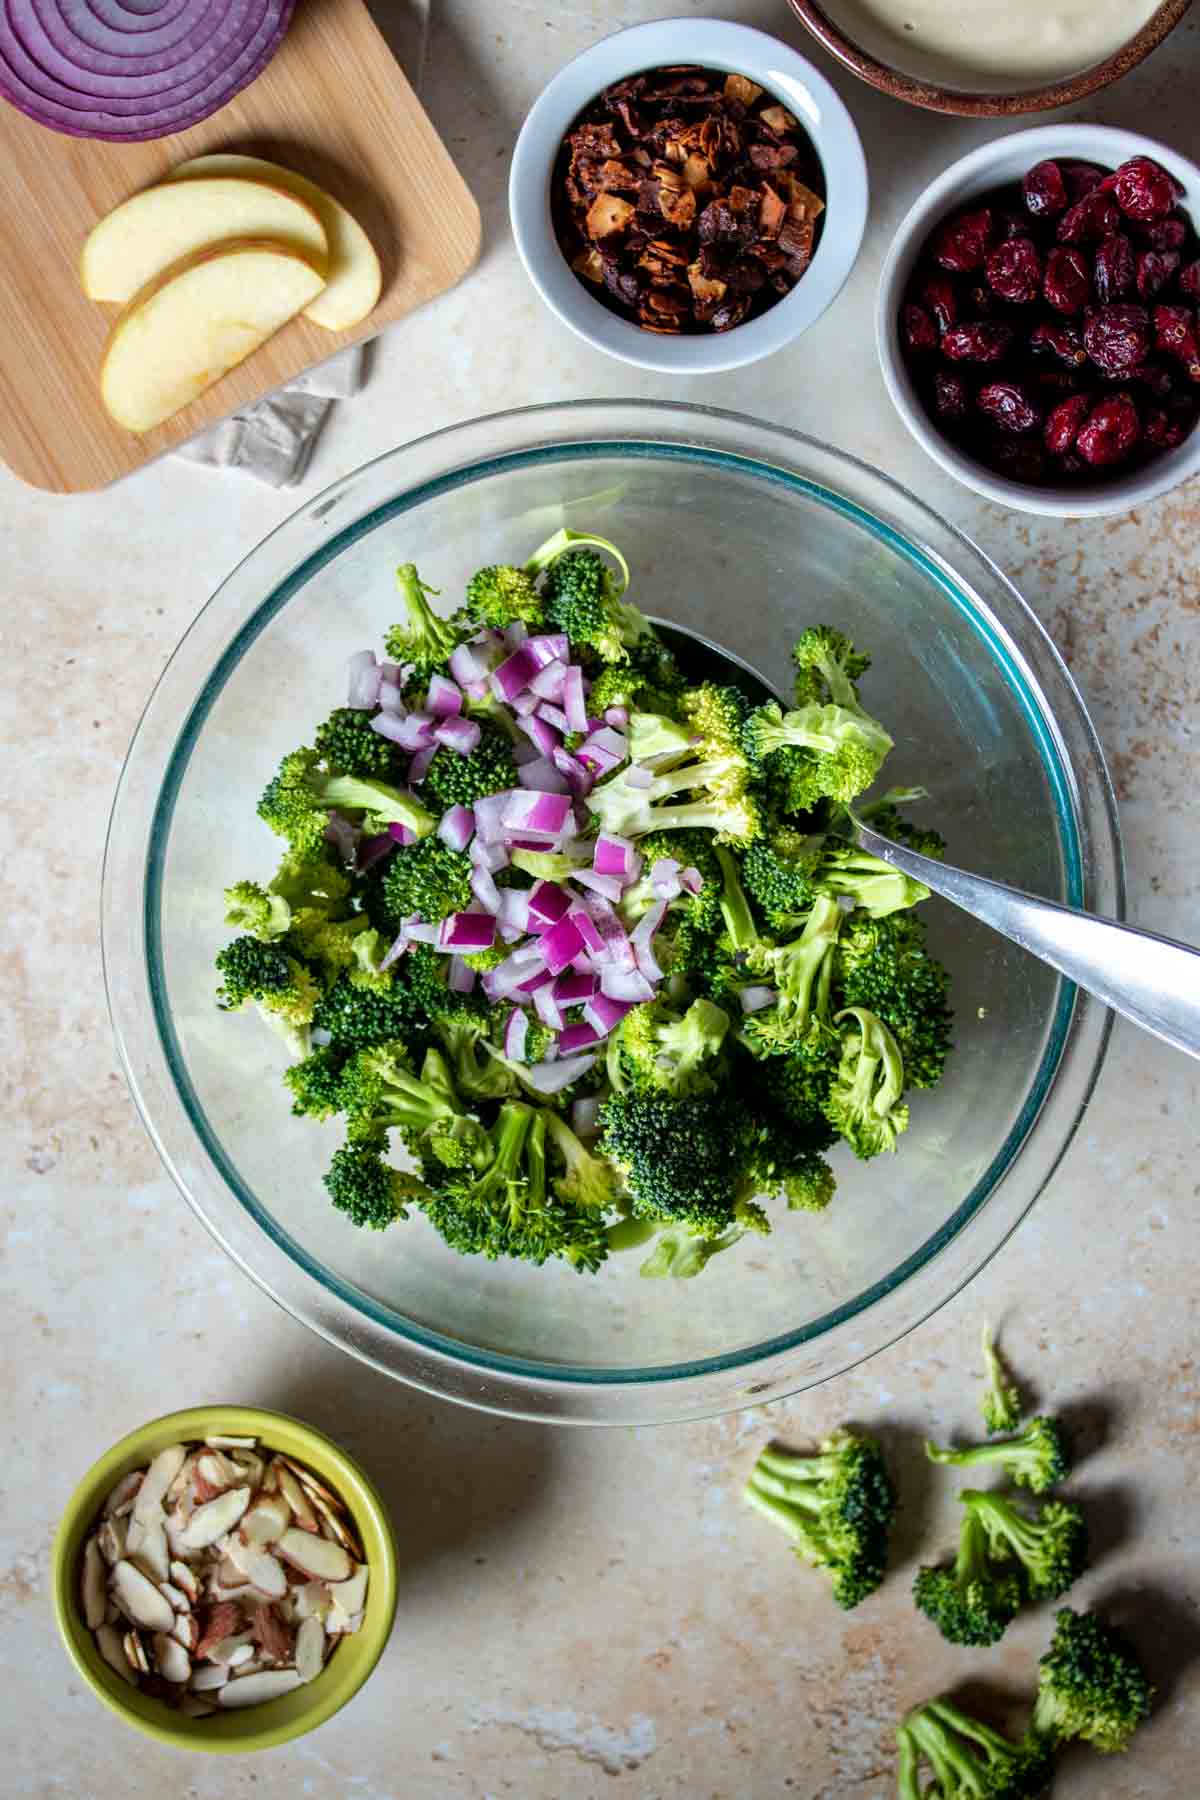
[82,179,328,304]
[170,153,381,331]
[100,243,326,434]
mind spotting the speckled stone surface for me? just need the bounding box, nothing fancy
[3,3,1199,1795]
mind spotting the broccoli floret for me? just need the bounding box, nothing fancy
[741,894,842,1059]
[925,1417,1070,1495]
[383,563,464,679]
[740,1116,836,1211]
[258,746,434,849]
[267,845,354,915]
[611,997,730,1097]
[913,1508,1025,1647]
[311,945,462,1050]
[381,836,474,926]
[599,1090,744,1232]
[324,1139,427,1230]
[214,936,319,1058]
[223,880,292,940]
[963,1488,1088,1603]
[744,1430,897,1610]
[760,1041,842,1140]
[823,1006,909,1157]
[284,1044,349,1120]
[422,726,516,810]
[741,827,825,926]
[338,1043,491,1172]
[534,532,646,665]
[588,648,684,719]
[639,1222,744,1278]
[433,1010,516,1103]
[791,624,872,707]
[897,1699,1056,1800]
[314,706,398,779]
[860,797,947,862]
[1032,1608,1154,1755]
[679,682,753,763]
[743,699,893,811]
[544,1110,619,1212]
[981,1323,1023,1434]
[463,563,546,632]
[628,710,694,763]
[834,909,952,1089]
[286,909,373,983]
[509,844,591,883]
[815,843,929,919]
[588,756,762,847]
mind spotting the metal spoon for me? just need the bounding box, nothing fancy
[653,619,1200,1063]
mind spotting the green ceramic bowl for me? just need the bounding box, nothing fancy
[52,1405,397,1752]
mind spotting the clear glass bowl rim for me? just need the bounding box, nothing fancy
[102,400,1122,1425]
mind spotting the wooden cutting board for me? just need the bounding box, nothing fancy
[0,0,480,493]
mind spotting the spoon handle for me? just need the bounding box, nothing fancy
[855,822,1200,1062]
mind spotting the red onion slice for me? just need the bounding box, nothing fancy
[558,1021,600,1056]
[529,633,569,664]
[553,970,597,1005]
[448,641,489,687]
[568,905,605,956]
[680,865,705,895]
[528,880,571,928]
[563,665,589,736]
[528,659,568,703]
[357,830,395,871]
[504,1006,528,1062]
[604,706,630,728]
[447,956,477,995]
[437,805,475,852]
[576,725,627,773]
[599,966,656,1004]
[572,868,625,904]
[517,718,564,763]
[470,863,503,915]
[516,754,569,794]
[433,715,480,756]
[439,911,496,952]
[497,888,531,934]
[409,746,436,786]
[533,982,564,1032]
[540,913,586,975]
[594,833,636,879]
[387,821,417,848]
[740,985,778,1015]
[583,994,633,1038]
[518,1052,597,1095]
[426,674,463,717]
[372,711,435,752]
[536,703,570,735]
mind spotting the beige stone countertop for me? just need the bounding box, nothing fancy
[3,2,1199,1794]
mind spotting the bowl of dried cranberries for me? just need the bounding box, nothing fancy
[877,126,1200,516]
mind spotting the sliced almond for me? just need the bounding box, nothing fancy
[153,1632,191,1683]
[98,1517,127,1566]
[205,1435,258,1450]
[205,1631,255,1667]
[311,1490,360,1557]
[324,1605,360,1636]
[159,1580,189,1612]
[231,1449,266,1491]
[103,1471,142,1517]
[289,1581,332,1623]
[111,1559,176,1632]
[81,1537,107,1630]
[172,1613,200,1653]
[227,1643,255,1668]
[225,1539,287,1599]
[328,1564,367,1616]
[294,1615,325,1683]
[164,1510,198,1561]
[96,1622,139,1685]
[133,1445,187,1523]
[129,1516,170,1584]
[216,1555,251,1590]
[276,1528,351,1585]
[217,1669,302,1708]
[194,1450,240,1499]
[241,1494,291,1546]
[123,1629,151,1674]
[276,1465,319,1534]
[189,1662,228,1692]
[166,1452,198,1503]
[178,1693,217,1717]
[251,1606,293,1663]
[281,1456,344,1515]
[193,1602,243,1660]
[169,1559,200,1605]
[180,1485,251,1549]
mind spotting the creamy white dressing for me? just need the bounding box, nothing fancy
[829,0,1163,88]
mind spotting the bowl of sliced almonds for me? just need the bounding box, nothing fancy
[51,1406,397,1751]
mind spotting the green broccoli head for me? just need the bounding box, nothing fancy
[432,1009,515,1103]
[743,699,893,811]
[740,827,824,927]
[639,1222,744,1278]
[380,835,474,927]
[815,843,929,918]
[740,1115,836,1212]
[258,745,434,849]
[899,1698,1056,1800]
[267,845,354,915]
[223,880,292,941]
[463,563,546,632]
[314,707,398,779]
[914,1509,1024,1647]
[962,1488,1088,1604]
[980,1323,1023,1434]
[383,563,464,679]
[422,726,516,811]
[544,1111,619,1213]
[925,1416,1070,1495]
[834,908,951,1089]
[599,1089,744,1232]
[744,1429,897,1610]
[214,935,319,1059]
[823,1006,909,1158]
[611,997,730,1098]
[587,754,762,847]
[1032,1607,1154,1755]
[791,624,872,708]
[741,894,843,1059]
[337,1042,491,1173]
[324,1138,427,1230]
[284,1044,349,1120]
[311,944,465,1051]
[533,532,642,665]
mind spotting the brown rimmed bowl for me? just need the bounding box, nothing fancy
[786,0,1190,117]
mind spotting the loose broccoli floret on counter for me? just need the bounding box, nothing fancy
[383,563,464,679]
[381,836,474,926]
[223,879,293,941]
[744,1429,897,1610]
[214,936,320,1059]
[1031,1607,1154,1756]
[741,894,842,1059]
[897,1699,1055,1800]
[323,1138,429,1230]
[963,1488,1088,1604]
[926,1417,1070,1495]
[824,1006,909,1158]
[914,1508,1024,1647]
[258,746,434,849]
[422,726,516,810]
[834,909,952,1089]
[314,706,398,779]
[981,1323,1024,1435]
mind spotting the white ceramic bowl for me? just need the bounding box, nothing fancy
[509,18,868,375]
[877,125,1200,518]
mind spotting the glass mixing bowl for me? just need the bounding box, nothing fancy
[103,402,1120,1424]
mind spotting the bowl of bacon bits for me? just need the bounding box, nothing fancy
[52,1407,396,1751]
[878,125,1200,517]
[510,19,867,373]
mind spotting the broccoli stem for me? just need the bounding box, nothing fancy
[714,846,758,950]
[524,527,631,595]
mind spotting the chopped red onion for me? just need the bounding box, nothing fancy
[583,994,633,1037]
[572,1095,602,1137]
[500,790,572,837]
[404,921,440,945]
[529,633,569,664]
[463,678,490,702]
[533,982,564,1031]
[381,661,402,683]
[358,830,396,872]
[680,865,705,896]
[594,833,637,879]
[528,659,568,702]
[604,706,630,728]
[624,764,655,790]
[551,746,594,797]
[569,905,605,956]
[558,1021,600,1055]
[433,715,481,756]
[470,837,510,873]
[379,927,411,971]
[650,857,683,900]
[491,644,542,702]
[630,898,668,982]
[582,894,635,968]
[427,674,463,716]
[409,746,436,785]
[503,621,529,651]
[498,920,525,944]
[448,956,477,995]
[576,725,628,773]
[347,646,378,710]
[497,889,531,934]
[528,880,571,928]
[470,863,503,914]
[512,690,540,718]
[439,911,496,952]
[387,821,417,848]
[325,812,361,864]
[563,664,589,736]
[572,868,625,904]
[448,641,488,686]
[437,805,475,852]
[517,754,570,794]
[554,970,597,1005]
[517,969,549,993]
[377,679,404,715]
[540,913,586,975]
[518,716,564,761]
[740,985,779,1015]
[518,1052,598,1095]
[599,966,656,1004]
[536,702,570,735]
[371,710,430,749]
[504,1006,528,1062]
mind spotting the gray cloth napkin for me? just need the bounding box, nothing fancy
[172,343,367,488]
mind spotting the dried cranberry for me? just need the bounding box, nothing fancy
[1044,247,1091,315]
[1136,216,1187,253]
[1061,161,1105,203]
[1093,234,1135,304]
[1076,393,1141,466]
[1178,259,1200,300]
[933,369,970,421]
[984,436,1045,483]
[1057,192,1120,246]
[1044,392,1092,455]
[916,271,958,333]
[1028,365,1084,400]
[932,207,994,273]
[1131,362,1174,399]
[902,303,938,355]
[976,380,1041,434]
[1135,249,1180,300]
[1153,302,1200,374]
[1143,405,1189,449]
[1022,160,1068,219]
[1101,156,1180,222]
[986,236,1042,304]
[941,321,1015,363]
[1083,304,1151,374]
[1029,319,1086,366]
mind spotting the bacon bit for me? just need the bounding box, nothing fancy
[194,1601,242,1661]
